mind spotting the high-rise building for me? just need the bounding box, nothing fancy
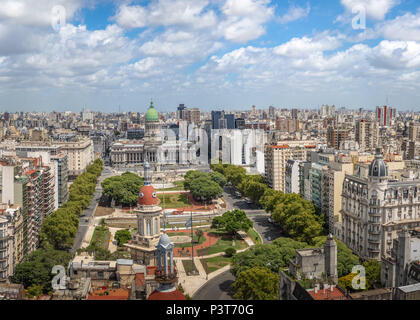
[184,108,200,125]
[265,141,317,192]
[176,104,186,120]
[327,126,350,149]
[376,106,396,127]
[356,119,379,152]
[225,114,235,129]
[211,111,223,130]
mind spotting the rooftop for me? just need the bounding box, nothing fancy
[307,286,347,300]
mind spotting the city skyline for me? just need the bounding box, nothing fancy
[1,0,420,112]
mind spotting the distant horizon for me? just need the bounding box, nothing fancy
[2,105,419,114]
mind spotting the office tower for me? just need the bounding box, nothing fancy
[211,111,224,130]
[225,114,235,129]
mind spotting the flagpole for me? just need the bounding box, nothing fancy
[191,209,194,270]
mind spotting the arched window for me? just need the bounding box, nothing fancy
[147,219,151,236]
[154,218,158,235]
[140,220,144,236]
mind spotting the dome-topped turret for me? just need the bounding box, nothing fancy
[145,99,159,122]
[369,149,388,178]
[157,232,172,248]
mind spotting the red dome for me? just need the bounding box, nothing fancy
[138,185,158,206]
[148,288,186,300]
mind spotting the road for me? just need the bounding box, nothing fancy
[71,166,113,253]
[193,270,235,300]
[193,186,284,300]
[222,186,284,244]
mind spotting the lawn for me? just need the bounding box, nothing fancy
[200,256,232,274]
[182,260,198,276]
[90,225,111,250]
[196,230,248,256]
[247,228,262,245]
[158,193,191,208]
[174,234,207,249]
[157,181,185,191]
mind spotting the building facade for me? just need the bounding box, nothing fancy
[341,152,420,260]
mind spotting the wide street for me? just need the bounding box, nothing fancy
[193,186,284,300]
[222,186,283,244]
[71,165,114,253]
[193,270,235,300]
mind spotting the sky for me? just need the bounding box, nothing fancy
[1,0,420,113]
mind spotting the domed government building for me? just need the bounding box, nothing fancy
[110,100,198,167]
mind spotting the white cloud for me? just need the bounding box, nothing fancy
[273,33,343,58]
[340,0,398,20]
[114,0,216,30]
[278,3,310,24]
[378,10,420,41]
[219,0,275,43]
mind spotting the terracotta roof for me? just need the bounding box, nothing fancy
[138,185,158,206]
[307,287,347,300]
[148,288,186,301]
[136,273,145,287]
[147,266,158,276]
[88,288,130,300]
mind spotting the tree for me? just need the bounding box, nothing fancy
[225,247,236,257]
[25,284,43,299]
[231,239,307,277]
[195,229,204,244]
[115,229,132,246]
[216,210,253,235]
[209,171,227,188]
[240,181,267,204]
[39,209,79,250]
[184,170,209,190]
[363,260,381,289]
[189,177,223,202]
[232,267,279,300]
[102,172,143,207]
[12,248,73,293]
[225,166,246,187]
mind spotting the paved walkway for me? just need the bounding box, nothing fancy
[171,231,219,257]
[174,233,255,297]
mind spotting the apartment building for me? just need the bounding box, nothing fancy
[264,141,317,192]
[341,152,420,260]
[356,120,379,152]
[0,206,25,283]
[0,216,8,282]
[51,154,69,208]
[59,138,94,179]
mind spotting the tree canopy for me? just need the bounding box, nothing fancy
[212,209,253,235]
[12,248,73,294]
[232,267,279,300]
[101,172,143,207]
[114,229,132,246]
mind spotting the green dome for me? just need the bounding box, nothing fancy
[145,100,159,122]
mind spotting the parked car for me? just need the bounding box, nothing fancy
[245,198,253,205]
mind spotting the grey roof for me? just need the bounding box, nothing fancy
[398,282,420,293]
[116,259,134,266]
[369,154,388,177]
[156,232,173,250]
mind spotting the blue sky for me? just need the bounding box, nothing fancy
[1,0,420,113]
